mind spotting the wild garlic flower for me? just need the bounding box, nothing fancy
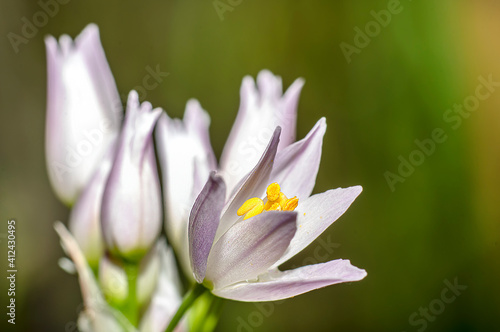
[156,70,304,276]
[188,126,366,301]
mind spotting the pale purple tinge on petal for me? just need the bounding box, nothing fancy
[219,70,304,194]
[68,144,115,268]
[206,211,297,290]
[101,91,162,260]
[272,186,363,269]
[215,127,281,242]
[189,173,226,283]
[54,222,135,332]
[45,24,122,205]
[139,242,185,332]
[213,259,367,302]
[155,100,216,276]
[270,118,327,200]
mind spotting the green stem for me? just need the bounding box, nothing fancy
[123,263,139,326]
[165,283,207,332]
[201,295,224,332]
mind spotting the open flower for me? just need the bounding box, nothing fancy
[155,70,304,275]
[100,91,162,261]
[45,24,122,205]
[188,126,366,301]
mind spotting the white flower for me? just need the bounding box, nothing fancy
[156,70,304,275]
[45,24,122,205]
[100,92,162,261]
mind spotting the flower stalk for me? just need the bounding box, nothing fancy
[123,262,139,326]
[165,283,207,332]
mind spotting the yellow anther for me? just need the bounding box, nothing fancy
[282,196,299,211]
[237,182,298,220]
[266,183,281,201]
[277,192,288,208]
[237,197,265,220]
[266,202,282,211]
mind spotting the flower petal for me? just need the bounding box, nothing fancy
[272,186,363,268]
[270,118,326,200]
[213,259,366,302]
[206,211,297,290]
[101,91,162,259]
[189,173,226,283]
[68,144,114,268]
[214,127,281,242]
[45,24,122,205]
[155,100,216,275]
[219,70,304,193]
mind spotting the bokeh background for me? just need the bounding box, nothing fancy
[1,0,499,331]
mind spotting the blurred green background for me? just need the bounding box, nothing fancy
[1,0,499,331]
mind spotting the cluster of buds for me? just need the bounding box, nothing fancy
[46,25,182,331]
[46,25,163,264]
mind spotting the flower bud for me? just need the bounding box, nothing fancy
[99,241,163,310]
[99,255,128,306]
[45,24,122,205]
[100,91,162,261]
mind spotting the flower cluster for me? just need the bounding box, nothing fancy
[47,24,366,332]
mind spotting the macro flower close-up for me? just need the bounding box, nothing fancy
[155,69,305,276]
[187,125,366,302]
[2,1,500,331]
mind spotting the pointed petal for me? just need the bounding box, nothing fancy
[45,24,122,205]
[215,127,281,242]
[219,70,304,193]
[272,186,362,268]
[101,92,162,259]
[155,100,216,276]
[189,173,226,283]
[281,76,305,146]
[213,259,366,302]
[139,242,184,332]
[206,211,297,289]
[270,118,326,200]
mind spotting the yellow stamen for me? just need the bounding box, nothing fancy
[277,192,288,208]
[266,202,282,211]
[266,182,281,201]
[237,183,299,220]
[237,197,264,220]
[282,196,299,211]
